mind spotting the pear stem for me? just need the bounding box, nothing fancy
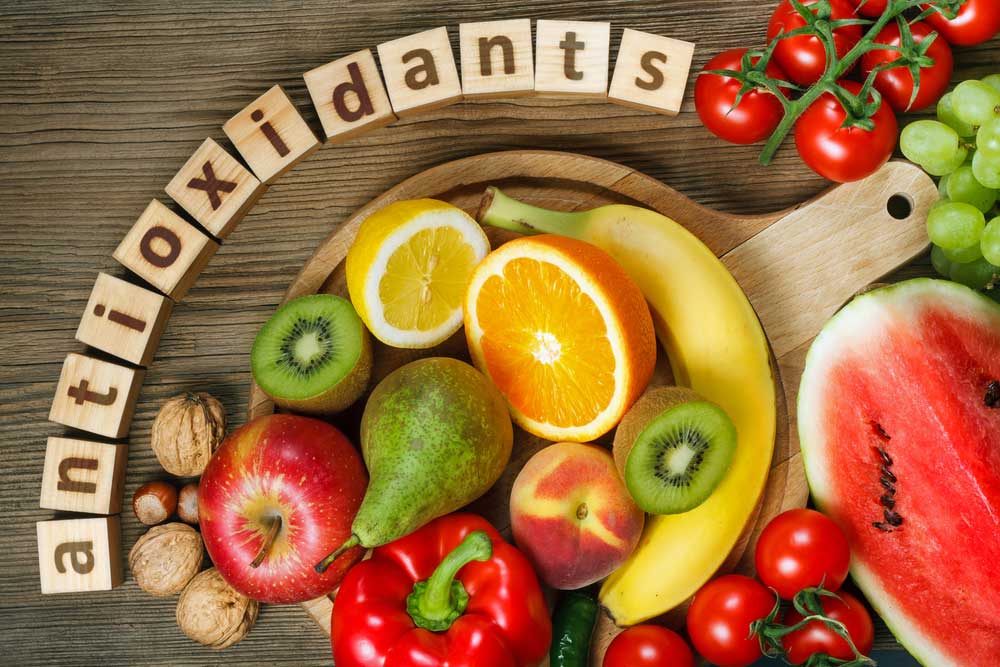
[477,186,587,238]
[314,534,360,574]
[249,516,281,569]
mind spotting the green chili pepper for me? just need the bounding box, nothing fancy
[550,590,599,667]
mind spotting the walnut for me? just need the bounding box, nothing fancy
[128,523,203,596]
[151,392,226,476]
[176,568,258,649]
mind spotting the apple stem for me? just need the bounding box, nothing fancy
[314,534,360,574]
[250,515,281,569]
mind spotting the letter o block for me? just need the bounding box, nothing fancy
[37,516,123,594]
[40,437,128,514]
[304,49,397,144]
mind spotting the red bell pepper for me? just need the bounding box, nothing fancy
[331,513,552,667]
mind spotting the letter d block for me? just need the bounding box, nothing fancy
[609,28,695,116]
[40,437,128,514]
[304,49,397,144]
[37,516,123,594]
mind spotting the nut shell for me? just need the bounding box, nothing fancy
[151,392,226,477]
[128,523,203,596]
[132,481,178,526]
[177,482,199,525]
[176,568,258,649]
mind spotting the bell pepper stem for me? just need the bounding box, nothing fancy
[406,530,493,632]
[314,533,360,574]
[478,186,588,239]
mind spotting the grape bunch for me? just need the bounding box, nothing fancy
[901,74,1000,294]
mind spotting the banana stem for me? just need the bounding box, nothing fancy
[478,186,588,238]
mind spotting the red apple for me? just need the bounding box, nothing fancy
[199,414,367,603]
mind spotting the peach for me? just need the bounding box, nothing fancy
[510,442,644,590]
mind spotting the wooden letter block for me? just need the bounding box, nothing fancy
[113,200,218,301]
[76,273,172,366]
[49,353,144,439]
[609,28,695,116]
[459,19,534,99]
[223,85,319,184]
[534,20,611,98]
[37,516,123,594]
[40,437,128,514]
[304,49,397,144]
[165,138,264,239]
[377,27,463,117]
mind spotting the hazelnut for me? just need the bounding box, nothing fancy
[176,568,258,649]
[133,481,178,526]
[151,392,226,477]
[128,523,203,596]
[177,482,199,525]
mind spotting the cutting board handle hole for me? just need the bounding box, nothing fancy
[886,193,914,220]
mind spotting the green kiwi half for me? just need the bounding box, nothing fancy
[613,387,736,515]
[251,294,372,415]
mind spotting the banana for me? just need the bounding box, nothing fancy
[479,187,776,626]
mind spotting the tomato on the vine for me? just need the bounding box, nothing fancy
[695,49,789,144]
[854,0,887,18]
[755,508,851,600]
[687,575,775,667]
[783,591,875,662]
[603,625,694,667]
[767,0,862,85]
[921,0,1000,47]
[794,80,898,182]
[861,20,953,112]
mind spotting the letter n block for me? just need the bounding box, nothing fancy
[40,437,128,514]
[37,516,123,594]
[534,20,610,98]
[304,49,397,144]
[49,353,145,439]
[76,273,172,366]
[165,138,264,240]
[459,19,534,99]
[113,200,218,300]
[377,27,464,117]
[609,28,695,116]
[223,85,320,184]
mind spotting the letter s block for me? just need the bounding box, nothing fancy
[37,516,123,594]
[304,49,397,144]
[40,437,128,514]
[609,28,695,116]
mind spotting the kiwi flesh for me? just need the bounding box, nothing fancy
[613,387,736,515]
[251,294,372,415]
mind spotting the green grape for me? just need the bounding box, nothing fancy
[977,118,1000,162]
[972,150,1000,189]
[952,81,1000,128]
[937,92,977,138]
[946,165,999,212]
[900,120,963,171]
[949,256,1000,290]
[982,217,1000,266]
[942,242,983,263]
[938,175,950,197]
[923,146,969,177]
[983,74,1000,95]
[926,201,986,249]
[931,245,953,277]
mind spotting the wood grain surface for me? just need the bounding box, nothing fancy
[1,2,996,665]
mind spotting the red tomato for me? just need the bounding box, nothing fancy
[603,625,695,667]
[921,0,1000,47]
[687,575,776,667]
[854,0,887,18]
[695,49,789,145]
[767,0,863,85]
[794,80,898,182]
[861,21,953,112]
[783,591,875,662]
[755,508,851,599]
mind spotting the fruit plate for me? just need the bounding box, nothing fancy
[246,149,936,662]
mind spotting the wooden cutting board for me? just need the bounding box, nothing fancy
[246,149,936,661]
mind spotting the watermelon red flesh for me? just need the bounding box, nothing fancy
[798,279,1000,667]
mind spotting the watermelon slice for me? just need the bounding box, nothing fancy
[798,279,1000,667]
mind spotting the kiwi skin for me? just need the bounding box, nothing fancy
[612,386,702,481]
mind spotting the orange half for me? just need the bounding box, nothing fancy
[464,234,656,441]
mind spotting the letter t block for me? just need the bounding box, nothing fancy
[37,516,123,594]
[534,20,611,98]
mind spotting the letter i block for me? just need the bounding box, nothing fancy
[534,20,611,98]
[459,19,534,99]
[609,28,695,116]
[40,437,128,514]
[49,353,145,439]
[165,138,265,240]
[113,200,218,301]
[37,516,123,594]
[304,49,397,144]
[76,273,172,366]
[377,27,464,117]
[223,85,320,184]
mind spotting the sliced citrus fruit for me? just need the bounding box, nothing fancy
[464,234,656,441]
[346,199,490,349]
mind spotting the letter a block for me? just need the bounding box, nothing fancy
[304,49,397,144]
[223,85,320,184]
[76,273,172,366]
[165,138,264,240]
[113,200,218,301]
[459,19,534,99]
[378,27,464,117]
[37,516,123,594]
[609,28,695,116]
[535,20,610,98]
[40,437,128,514]
[49,353,144,439]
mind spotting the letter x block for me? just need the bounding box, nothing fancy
[304,49,397,144]
[49,353,145,439]
[534,20,610,98]
[609,28,695,116]
[40,437,128,514]
[37,516,123,594]
[459,19,535,99]
[377,27,464,117]
[165,138,264,239]
[76,273,172,366]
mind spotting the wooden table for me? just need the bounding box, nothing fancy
[2,2,996,665]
